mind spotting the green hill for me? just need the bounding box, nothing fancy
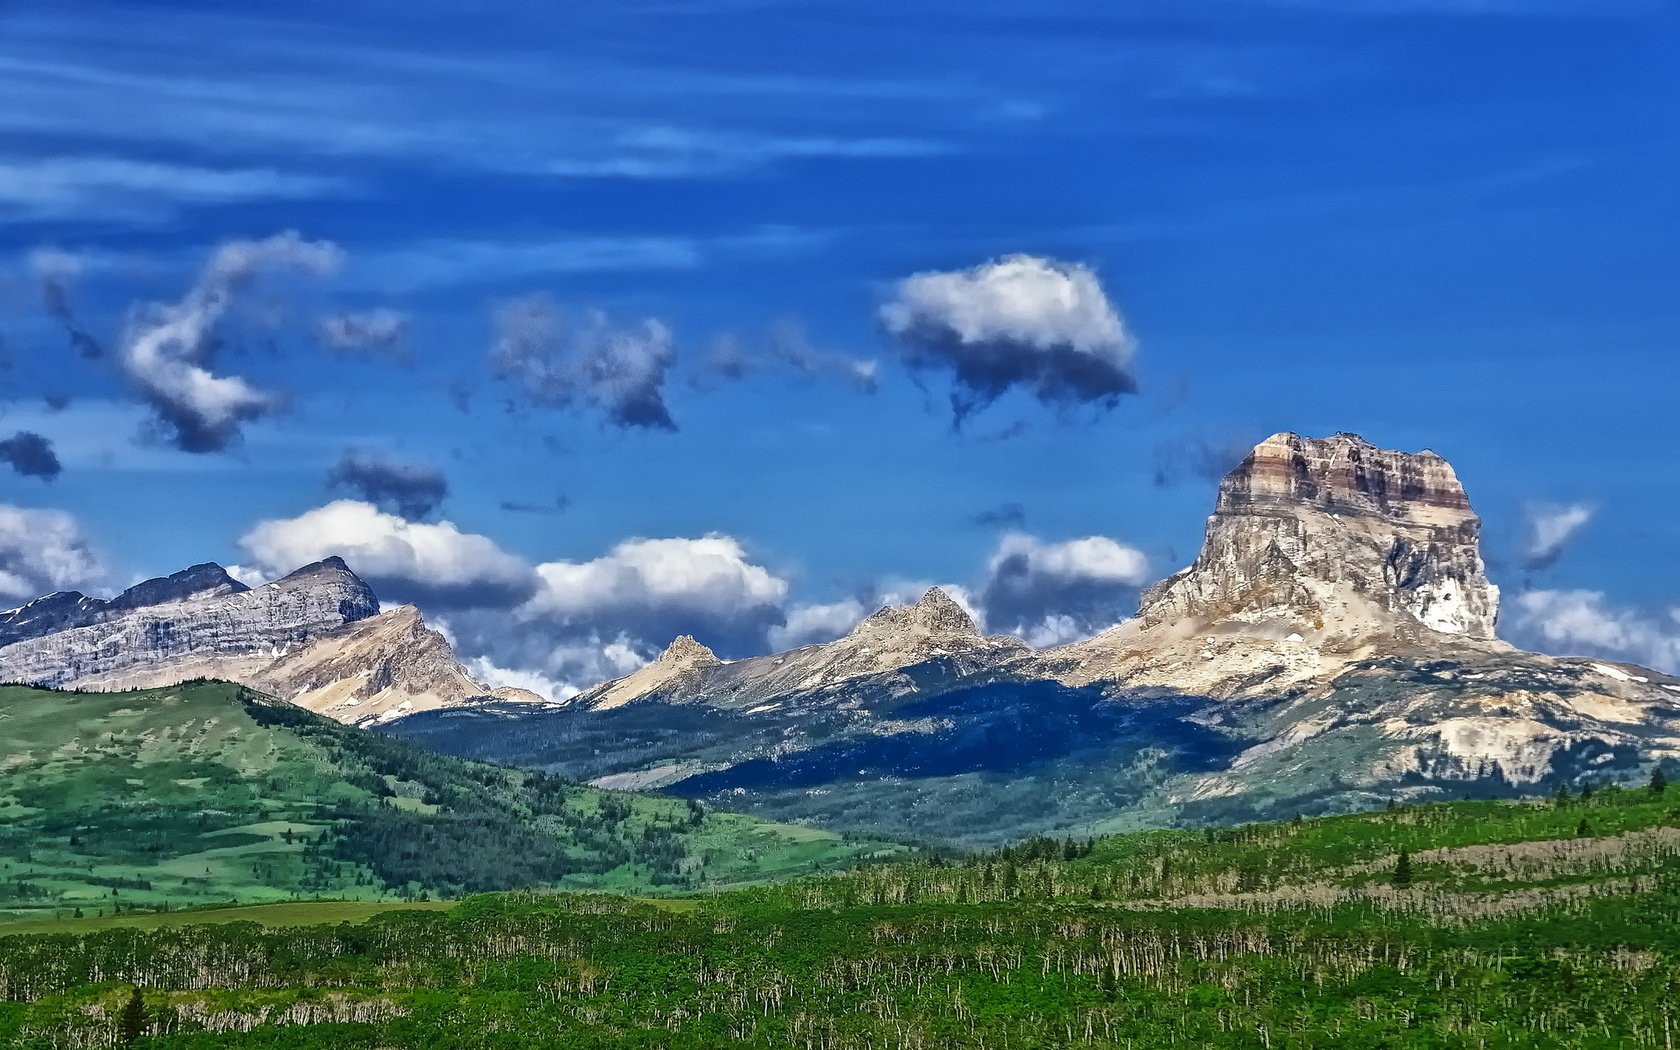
[3,779,1679,1046]
[0,682,895,921]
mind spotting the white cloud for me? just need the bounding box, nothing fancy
[1522,502,1594,570]
[0,157,345,221]
[1509,589,1680,675]
[769,597,869,649]
[121,231,343,451]
[237,500,533,608]
[978,532,1150,643]
[0,505,105,604]
[526,535,788,627]
[880,254,1138,421]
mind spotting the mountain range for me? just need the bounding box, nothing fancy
[3,431,1675,845]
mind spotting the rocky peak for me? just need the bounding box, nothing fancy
[1138,432,1499,641]
[109,563,248,612]
[656,634,722,669]
[854,588,980,638]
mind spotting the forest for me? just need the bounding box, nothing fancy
[2,775,1677,1047]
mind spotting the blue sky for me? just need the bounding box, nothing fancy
[1,0,1677,690]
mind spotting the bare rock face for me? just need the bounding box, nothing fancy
[0,563,248,648]
[574,588,1026,711]
[1138,432,1499,642]
[251,605,493,726]
[0,557,379,689]
[581,634,724,710]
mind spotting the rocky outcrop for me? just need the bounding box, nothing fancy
[573,588,1028,711]
[1138,432,1499,641]
[250,605,494,726]
[0,553,543,726]
[0,558,378,689]
[0,563,248,648]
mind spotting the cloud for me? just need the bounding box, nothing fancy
[237,500,535,609]
[500,495,571,516]
[768,597,871,650]
[1522,502,1594,571]
[698,320,878,393]
[1153,434,1255,488]
[0,157,345,221]
[0,432,62,481]
[121,231,343,452]
[438,533,791,696]
[524,535,788,645]
[326,449,448,520]
[880,254,1138,423]
[970,502,1027,529]
[977,532,1151,645]
[490,295,677,430]
[1509,589,1680,675]
[28,247,103,359]
[0,505,104,604]
[316,308,408,360]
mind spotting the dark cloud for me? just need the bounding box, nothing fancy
[880,254,1138,425]
[698,320,877,392]
[501,494,570,516]
[327,449,449,520]
[1152,434,1255,488]
[316,309,409,360]
[0,432,61,481]
[31,250,104,360]
[42,393,71,412]
[970,502,1026,529]
[491,295,676,431]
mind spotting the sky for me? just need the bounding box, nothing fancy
[1,0,1677,693]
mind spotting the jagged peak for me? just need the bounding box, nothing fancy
[854,587,979,637]
[656,634,722,668]
[110,562,247,610]
[274,555,355,582]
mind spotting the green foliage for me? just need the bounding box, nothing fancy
[3,789,1680,1046]
[0,683,892,921]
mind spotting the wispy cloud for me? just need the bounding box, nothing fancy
[0,157,346,221]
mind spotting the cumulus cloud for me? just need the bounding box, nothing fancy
[768,597,871,650]
[326,449,448,520]
[1509,589,1680,675]
[316,308,408,360]
[491,294,677,430]
[28,247,103,359]
[0,505,104,604]
[977,532,1151,646]
[1522,502,1594,570]
[121,230,343,452]
[238,500,534,609]
[880,254,1138,423]
[433,534,791,697]
[0,432,61,481]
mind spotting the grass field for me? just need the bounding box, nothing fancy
[0,681,900,919]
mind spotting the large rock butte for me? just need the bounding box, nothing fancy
[1138,432,1499,642]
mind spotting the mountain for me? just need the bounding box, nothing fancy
[0,557,513,725]
[0,680,894,920]
[386,432,1680,844]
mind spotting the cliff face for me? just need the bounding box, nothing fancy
[0,563,249,648]
[0,557,379,689]
[1138,432,1499,642]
